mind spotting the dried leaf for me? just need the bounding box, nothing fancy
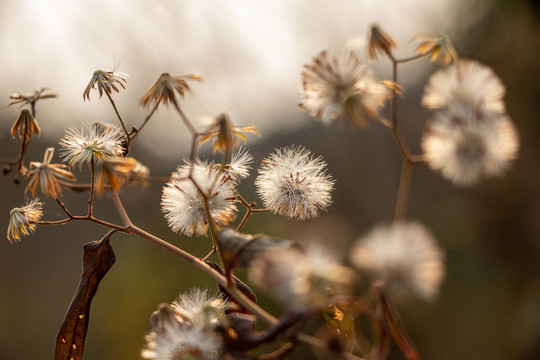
[217,227,296,269]
[206,261,257,314]
[55,234,116,360]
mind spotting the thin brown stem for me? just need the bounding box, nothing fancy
[129,103,160,142]
[173,102,197,135]
[88,157,96,217]
[104,90,129,139]
[38,215,127,231]
[373,284,420,360]
[394,161,413,221]
[395,53,425,64]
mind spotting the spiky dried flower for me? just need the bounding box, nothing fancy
[198,113,260,154]
[351,221,445,301]
[300,49,391,129]
[82,70,128,101]
[11,109,41,140]
[367,23,397,60]
[26,147,76,198]
[421,105,519,187]
[7,199,43,243]
[255,146,334,220]
[422,59,506,114]
[140,72,201,110]
[249,245,354,306]
[161,160,237,236]
[413,34,458,65]
[8,88,57,107]
[59,123,124,169]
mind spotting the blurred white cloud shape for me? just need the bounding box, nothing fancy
[0,0,486,159]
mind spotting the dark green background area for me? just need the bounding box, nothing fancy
[1,1,540,359]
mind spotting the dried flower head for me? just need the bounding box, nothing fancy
[140,72,201,110]
[59,123,124,169]
[171,288,228,327]
[95,156,146,195]
[26,147,76,198]
[367,23,397,60]
[7,199,43,243]
[255,146,334,220]
[198,113,260,154]
[83,70,128,101]
[351,221,445,301]
[249,245,353,306]
[161,160,237,236]
[421,105,519,187]
[11,109,41,140]
[8,88,57,107]
[413,34,458,65]
[300,49,391,129]
[142,320,222,360]
[422,59,506,114]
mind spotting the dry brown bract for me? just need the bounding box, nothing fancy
[26,147,76,198]
[140,73,201,110]
[11,109,41,140]
[83,70,128,101]
[8,88,57,107]
[367,24,397,60]
[198,113,260,154]
[413,34,458,65]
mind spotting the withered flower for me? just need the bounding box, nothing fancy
[367,23,397,60]
[300,49,391,129]
[413,34,458,65]
[11,109,41,140]
[198,113,260,154]
[8,88,57,107]
[95,156,148,195]
[83,70,128,101]
[7,199,43,243]
[140,73,201,110]
[26,147,76,198]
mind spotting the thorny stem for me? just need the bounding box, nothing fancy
[104,90,129,142]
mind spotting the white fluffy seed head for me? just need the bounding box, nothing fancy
[421,105,519,187]
[161,160,237,236]
[422,59,506,114]
[141,321,222,360]
[300,49,390,129]
[255,146,334,220]
[351,221,445,301]
[59,123,124,168]
[249,245,353,306]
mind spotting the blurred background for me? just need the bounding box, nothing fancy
[1,0,539,359]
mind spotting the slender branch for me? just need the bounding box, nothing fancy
[395,53,424,64]
[173,102,197,135]
[38,215,127,230]
[394,162,413,221]
[104,90,129,139]
[88,157,96,217]
[129,102,160,142]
